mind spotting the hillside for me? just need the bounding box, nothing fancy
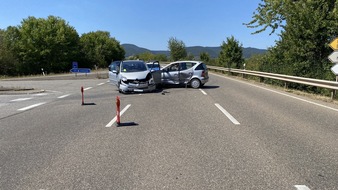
[122,44,267,59]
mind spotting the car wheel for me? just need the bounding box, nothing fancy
[190,78,201,89]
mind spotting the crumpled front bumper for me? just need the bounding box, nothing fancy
[119,81,156,93]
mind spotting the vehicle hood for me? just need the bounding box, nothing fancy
[120,70,150,80]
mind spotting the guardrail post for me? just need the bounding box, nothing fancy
[284,82,288,90]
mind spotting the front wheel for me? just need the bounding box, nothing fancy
[190,78,201,89]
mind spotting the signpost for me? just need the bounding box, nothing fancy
[70,68,91,73]
[329,38,338,50]
[70,61,91,76]
[328,51,338,63]
[72,61,78,69]
[328,38,338,98]
[330,64,338,75]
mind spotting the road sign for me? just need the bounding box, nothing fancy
[72,62,78,68]
[331,64,338,75]
[328,51,338,63]
[70,68,91,73]
[329,38,338,50]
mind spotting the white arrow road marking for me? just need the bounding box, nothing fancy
[10,98,32,102]
[105,104,131,127]
[215,103,240,125]
[199,89,207,95]
[18,102,46,111]
[57,94,71,99]
[84,87,92,91]
[294,185,311,190]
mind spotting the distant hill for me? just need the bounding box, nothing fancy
[122,44,267,59]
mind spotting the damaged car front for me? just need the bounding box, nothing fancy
[109,60,157,93]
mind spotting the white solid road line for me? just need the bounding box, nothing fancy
[105,104,132,127]
[294,185,311,190]
[97,83,105,86]
[18,102,46,111]
[57,94,71,99]
[199,89,207,95]
[84,87,93,91]
[215,103,240,125]
[212,73,338,113]
[10,98,32,102]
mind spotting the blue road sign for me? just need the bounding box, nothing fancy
[72,62,78,68]
[70,68,91,73]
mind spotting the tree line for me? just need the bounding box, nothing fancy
[244,0,338,93]
[1,0,338,94]
[0,16,125,76]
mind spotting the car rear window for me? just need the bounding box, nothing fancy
[195,63,207,70]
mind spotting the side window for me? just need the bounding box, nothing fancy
[169,63,179,71]
[195,63,206,70]
[154,63,160,69]
[110,63,116,71]
[179,62,196,71]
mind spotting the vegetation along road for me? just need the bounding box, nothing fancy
[1,72,338,189]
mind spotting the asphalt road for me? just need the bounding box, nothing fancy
[1,72,338,189]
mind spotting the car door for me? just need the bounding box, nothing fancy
[162,63,180,84]
[108,61,120,86]
[149,61,161,85]
[179,62,195,84]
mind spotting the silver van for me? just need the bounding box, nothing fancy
[109,60,161,93]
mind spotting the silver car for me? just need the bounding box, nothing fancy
[161,61,209,88]
[109,60,161,93]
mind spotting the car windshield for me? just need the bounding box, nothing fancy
[147,63,160,69]
[121,61,147,72]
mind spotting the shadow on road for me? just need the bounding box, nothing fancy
[117,122,139,127]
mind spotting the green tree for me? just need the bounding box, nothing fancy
[186,52,195,60]
[245,0,338,81]
[218,36,244,69]
[168,37,187,61]
[0,29,19,76]
[13,16,80,74]
[80,31,125,68]
[200,52,210,62]
[154,54,168,62]
[137,52,155,61]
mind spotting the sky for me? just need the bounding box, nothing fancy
[0,0,280,51]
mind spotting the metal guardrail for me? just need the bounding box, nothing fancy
[208,65,338,98]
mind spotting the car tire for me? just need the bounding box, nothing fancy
[190,78,201,89]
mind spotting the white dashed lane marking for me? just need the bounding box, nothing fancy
[105,104,131,127]
[18,102,46,111]
[10,98,32,102]
[84,87,93,91]
[57,94,71,99]
[215,103,240,125]
[199,89,207,95]
[294,185,311,190]
[97,83,105,86]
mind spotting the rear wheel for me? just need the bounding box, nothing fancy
[190,78,201,89]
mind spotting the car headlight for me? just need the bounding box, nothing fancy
[121,77,127,82]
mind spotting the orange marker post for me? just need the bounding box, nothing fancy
[81,86,84,105]
[116,96,121,126]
